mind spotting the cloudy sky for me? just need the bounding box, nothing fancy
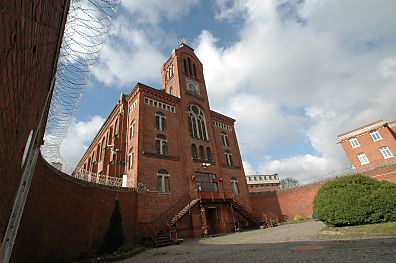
[60,0,396,183]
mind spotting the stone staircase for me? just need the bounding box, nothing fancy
[170,198,200,226]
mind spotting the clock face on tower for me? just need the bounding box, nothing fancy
[186,79,200,95]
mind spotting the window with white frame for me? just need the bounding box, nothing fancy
[225,150,233,166]
[379,146,393,159]
[348,137,360,148]
[187,105,209,140]
[128,148,134,170]
[156,135,167,155]
[221,132,230,147]
[157,169,170,193]
[231,177,240,195]
[357,153,369,165]
[129,120,136,139]
[369,130,382,141]
[155,112,166,131]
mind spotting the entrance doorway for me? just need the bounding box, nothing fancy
[205,207,219,235]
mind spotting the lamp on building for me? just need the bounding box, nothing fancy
[202,162,211,168]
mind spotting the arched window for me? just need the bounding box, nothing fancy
[187,105,208,140]
[206,147,212,162]
[225,150,233,166]
[199,145,205,160]
[157,169,170,193]
[129,120,136,139]
[156,135,167,155]
[155,112,166,131]
[221,132,230,147]
[191,144,197,159]
[231,177,240,194]
[128,148,134,170]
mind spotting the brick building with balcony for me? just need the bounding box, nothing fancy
[336,119,396,183]
[74,43,260,244]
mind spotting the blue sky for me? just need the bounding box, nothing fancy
[61,0,396,183]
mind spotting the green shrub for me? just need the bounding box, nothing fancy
[313,174,396,226]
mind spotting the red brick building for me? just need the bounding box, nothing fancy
[246,174,280,193]
[336,119,396,182]
[74,43,259,242]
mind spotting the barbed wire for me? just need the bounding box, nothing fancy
[40,0,120,174]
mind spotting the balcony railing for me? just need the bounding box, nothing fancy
[73,169,124,188]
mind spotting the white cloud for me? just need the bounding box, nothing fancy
[195,0,396,183]
[60,116,105,168]
[122,0,200,25]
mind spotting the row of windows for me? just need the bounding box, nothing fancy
[165,63,175,82]
[213,121,232,131]
[357,146,394,165]
[183,57,197,78]
[348,130,382,148]
[192,144,212,161]
[128,99,138,114]
[247,175,279,181]
[144,97,176,113]
[156,170,240,194]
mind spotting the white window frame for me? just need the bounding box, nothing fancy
[231,177,240,195]
[129,120,136,139]
[379,146,393,159]
[128,148,134,170]
[155,112,166,131]
[357,153,369,165]
[225,151,233,166]
[157,171,170,193]
[221,132,230,147]
[369,130,382,141]
[348,137,360,148]
[156,135,167,155]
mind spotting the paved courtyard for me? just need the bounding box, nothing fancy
[118,222,396,263]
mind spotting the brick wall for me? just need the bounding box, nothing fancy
[250,183,324,222]
[0,0,69,239]
[11,155,137,263]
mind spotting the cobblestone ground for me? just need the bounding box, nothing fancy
[118,222,396,263]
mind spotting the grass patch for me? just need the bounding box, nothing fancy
[320,222,396,237]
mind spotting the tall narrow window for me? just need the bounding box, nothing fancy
[379,146,393,159]
[114,118,119,136]
[100,138,106,161]
[188,57,192,76]
[221,132,230,147]
[192,64,197,78]
[206,147,212,162]
[231,177,240,194]
[128,148,134,170]
[370,130,382,141]
[191,144,197,159]
[129,120,136,139]
[183,59,188,74]
[357,153,369,165]
[225,150,233,166]
[157,169,170,193]
[187,105,209,140]
[155,112,166,131]
[169,87,173,95]
[156,135,167,155]
[199,145,205,160]
[349,137,359,148]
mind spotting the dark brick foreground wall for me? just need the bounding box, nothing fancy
[0,0,69,239]
[11,155,137,263]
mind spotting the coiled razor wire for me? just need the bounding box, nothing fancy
[41,0,120,174]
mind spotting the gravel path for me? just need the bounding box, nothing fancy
[117,222,396,263]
